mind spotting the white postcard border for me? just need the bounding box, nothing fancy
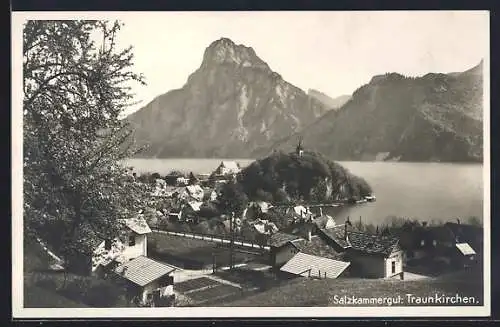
[11,11,491,319]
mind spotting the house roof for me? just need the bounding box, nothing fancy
[313,215,336,229]
[252,219,279,234]
[220,161,240,170]
[292,236,344,260]
[250,201,272,213]
[320,227,351,249]
[280,252,350,279]
[114,256,176,287]
[444,222,482,243]
[347,232,399,256]
[319,226,399,256]
[186,185,204,197]
[456,243,476,256]
[123,217,152,235]
[428,226,456,242]
[269,231,302,247]
[187,201,203,212]
[293,206,311,216]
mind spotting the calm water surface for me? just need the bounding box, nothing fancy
[124,158,484,225]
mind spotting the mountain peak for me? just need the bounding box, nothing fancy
[202,37,268,69]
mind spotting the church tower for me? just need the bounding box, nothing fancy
[296,137,304,157]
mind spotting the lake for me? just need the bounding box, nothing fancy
[124,158,484,226]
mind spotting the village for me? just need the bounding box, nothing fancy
[28,145,483,308]
[19,17,487,316]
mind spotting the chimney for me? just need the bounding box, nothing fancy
[319,207,323,217]
[306,229,312,241]
[456,218,460,225]
[344,217,352,241]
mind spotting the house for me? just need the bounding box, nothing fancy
[280,252,350,279]
[182,201,203,223]
[186,184,205,202]
[168,206,183,221]
[268,232,305,267]
[92,216,152,275]
[213,161,241,176]
[203,188,218,202]
[400,222,481,269]
[311,210,336,229]
[240,219,277,242]
[269,231,350,279]
[444,221,483,255]
[176,177,189,186]
[292,205,313,219]
[252,219,279,235]
[243,201,273,220]
[151,179,168,197]
[114,255,176,307]
[318,224,404,279]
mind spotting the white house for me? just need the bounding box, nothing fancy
[176,177,189,186]
[214,161,241,175]
[186,184,204,202]
[114,255,176,306]
[91,216,178,306]
[91,216,152,273]
[319,225,404,279]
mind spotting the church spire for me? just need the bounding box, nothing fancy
[296,136,304,157]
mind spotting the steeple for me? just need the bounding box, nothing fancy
[296,136,304,157]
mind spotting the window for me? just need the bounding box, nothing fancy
[105,239,112,250]
[433,240,437,247]
[129,234,136,246]
[159,275,174,288]
[420,240,425,246]
[391,261,396,274]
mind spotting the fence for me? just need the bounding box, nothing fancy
[152,228,271,251]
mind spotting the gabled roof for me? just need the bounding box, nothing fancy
[444,222,483,243]
[456,243,476,256]
[347,232,399,256]
[292,235,344,260]
[123,217,152,235]
[280,252,350,279]
[319,226,399,256]
[252,219,279,234]
[220,161,240,170]
[187,201,203,212]
[92,239,126,271]
[428,226,456,242]
[320,227,351,249]
[269,231,302,247]
[293,205,311,216]
[313,215,336,229]
[186,184,204,197]
[114,256,176,287]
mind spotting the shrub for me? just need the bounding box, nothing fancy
[35,277,58,291]
[85,280,127,307]
[58,276,128,307]
[59,278,90,301]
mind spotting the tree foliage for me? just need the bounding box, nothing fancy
[216,182,248,217]
[23,20,148,264]
[238,151,372,203]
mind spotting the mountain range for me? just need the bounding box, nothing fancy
[127,38,483,162]
[128,38,328,158]
[308,89,351,111]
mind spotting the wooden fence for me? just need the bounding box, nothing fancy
[152,228,270,251]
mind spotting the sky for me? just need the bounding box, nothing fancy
[15,11,490,116]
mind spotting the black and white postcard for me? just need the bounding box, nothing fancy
[12,10,490,318]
